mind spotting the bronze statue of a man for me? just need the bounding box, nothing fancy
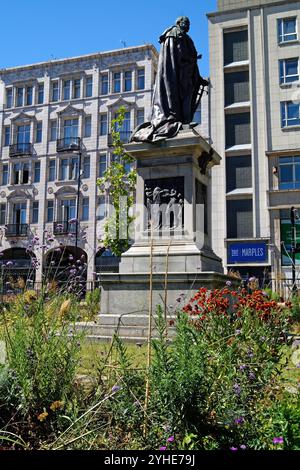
[131,16,209,143]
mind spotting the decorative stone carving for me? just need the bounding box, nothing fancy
[32,188,39,195]
[47,187,54,194]
[144,177,184,230]
[82,184,88,192]
[0,191,6,198]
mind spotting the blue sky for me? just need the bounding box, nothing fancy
[0,0,217,76]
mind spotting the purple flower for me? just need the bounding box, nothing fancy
[273,437,284,444]
[247,349,254,358]
[240,445,247,450]
[249,371,256,380]
[167,436,174,443]
[230,447,238,451]
[239,364,246,371]
[159,446,167,451]
[234,417,245,425]
[235,329,241,335]
[226,280,232,287]
[233,383,241,395]
[111,385,121,393]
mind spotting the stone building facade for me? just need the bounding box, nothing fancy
[208,0,300,286]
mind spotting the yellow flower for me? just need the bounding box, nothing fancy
[37,411,49,422]
[50,400,64,412]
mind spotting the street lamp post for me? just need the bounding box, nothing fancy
[75,150,82,249]
[291,206,298,294]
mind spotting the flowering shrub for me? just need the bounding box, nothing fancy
[106,288,295,450]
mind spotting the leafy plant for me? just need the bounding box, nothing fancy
[97,106,136,256]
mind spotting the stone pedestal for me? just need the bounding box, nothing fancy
[100,128,228,316]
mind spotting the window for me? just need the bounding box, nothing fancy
[61,198,76,222]
[13,202,27,225]
[281,101,300,127]
[63,80,71,100]
[101,73,109,95]
[278,18,297,43]
[113,72,121,93]
[137,109,144,127]
[13,162,30,185]
[84,115,92,138]
[59,157,79,181]
[225,71,249,105]
[34,161,41,183]
[227,199,253,238]
[280,210,300,266]
[226,155,252,192]
[47,200,54,222]
[2,164,9,185]
[50,120,57,141]
[124,71,132,91]
[4,126,10,146]
[26,86,33,106]
[0,203,6,225]
[99,114,108,135]
[35,121,43,143]
[37,83,44,104]
[193,107,201,124]
[137,68,145,89]
[115,110,130,142]
[279,156,300,189]
[17,125,31,150]
[48,159,56,182]
[83,156,90,178]
[6,88,13,108]
[96,195,106,220]
[51,81,59,101]
[98,154,107,177]
[63,118,78,140]
[32,201,39,223]
[224,29,248,65]
[225,112,251,147]
[279,58,299,84]
[82,197,89,221]
[85,76,93,97]
[16,87,24,107]
[73,79,81,99]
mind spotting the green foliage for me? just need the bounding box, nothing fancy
[99,292,297,450]
[0,292,83,421]
[97,106,136,256]
[84,288,101,320]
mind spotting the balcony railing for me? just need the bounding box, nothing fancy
[5,224,29,237]
[9,143,33,158]
[57,137,81,152]
[53,220,77,235]
[107,131,131,146]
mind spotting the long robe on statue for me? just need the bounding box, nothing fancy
[131,25,203,143]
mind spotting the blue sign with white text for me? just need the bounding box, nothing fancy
[228,242,268,264]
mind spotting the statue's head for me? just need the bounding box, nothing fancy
[176,16,190,32]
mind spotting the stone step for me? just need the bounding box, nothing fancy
[75,323,176,338]
[95,314,178,327]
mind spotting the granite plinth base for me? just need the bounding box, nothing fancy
[100,271,229,315]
